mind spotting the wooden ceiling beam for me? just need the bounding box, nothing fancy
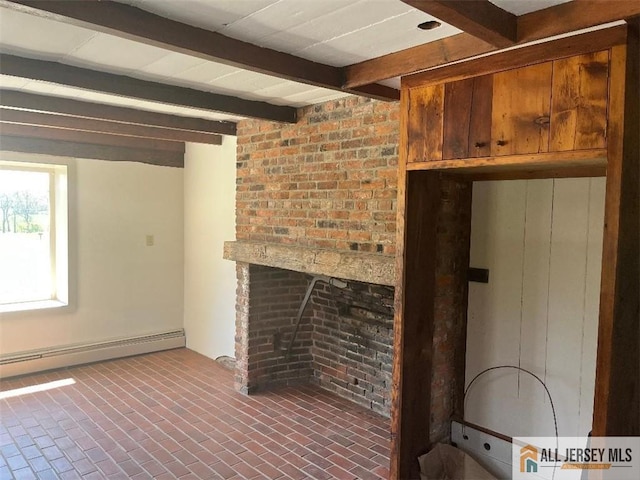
[0,122,184,152]
[346,0,640,87]
[0,135,184,167]
[0,53,296,123]
[0,90,236,136]
[345,33,494,89]
[352,83,401,101]
[0,108,223,145]
[403,25,627,88]
[1,0,398,101]
[401,0,517,48]
[517,0,640,43]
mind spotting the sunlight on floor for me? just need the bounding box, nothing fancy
[0,377,76,400]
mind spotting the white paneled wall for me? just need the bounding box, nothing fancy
[465,178,605,438]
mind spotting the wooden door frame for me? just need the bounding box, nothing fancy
[391,22,639,480]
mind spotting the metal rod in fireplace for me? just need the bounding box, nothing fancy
[285,275,348,359]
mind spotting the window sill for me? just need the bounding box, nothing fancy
[0,300,68,314]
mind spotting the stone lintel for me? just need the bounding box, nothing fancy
[223,240,395,286]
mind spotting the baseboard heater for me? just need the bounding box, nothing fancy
[0,329,186,379]
[451,420,512,479]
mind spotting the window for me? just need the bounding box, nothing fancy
[0,160,68,312]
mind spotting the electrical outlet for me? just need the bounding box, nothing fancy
[146,235,154,246]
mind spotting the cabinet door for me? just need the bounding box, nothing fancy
[407,84,444,163]
[550,51,609,151]
[443,75,493,159]
[491,62,553,156]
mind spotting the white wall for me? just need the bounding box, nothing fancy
[184,139,237,359]
[0,154,184,355]
[465,178,605,438]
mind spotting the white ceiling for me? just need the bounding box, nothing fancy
[120,0,463,66]
[0,0,572,123]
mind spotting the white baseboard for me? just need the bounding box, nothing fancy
[0,329,186,379]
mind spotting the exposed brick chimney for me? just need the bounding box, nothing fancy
[235,96,398,255]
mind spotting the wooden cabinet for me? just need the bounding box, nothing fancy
[491,61,553,156]
[406,51,610,166]
[443,74,493,159]
[549,51,609,151]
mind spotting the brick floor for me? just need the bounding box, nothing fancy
[0,348,390,479]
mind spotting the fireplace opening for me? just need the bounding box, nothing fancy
[234,263,394,417]
[285,275,349,360]
[310,275,394,416]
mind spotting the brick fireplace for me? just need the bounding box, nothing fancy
[226,96,400,416]
[226,242,395,415]
[225,96,471,439]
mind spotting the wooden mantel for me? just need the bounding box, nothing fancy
[223,240,395,287]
